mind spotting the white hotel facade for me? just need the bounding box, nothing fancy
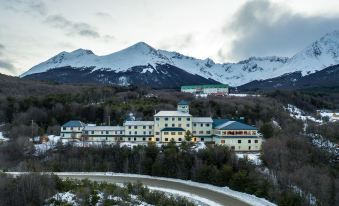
[61,101,263,151]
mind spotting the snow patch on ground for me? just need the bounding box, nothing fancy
[236,153,262,166]
[193,142,207,151]
[0,132,9,142]
[48,191,78,206]
[148,187,217,206]
[286,104,322,124]
[34,135,61,155]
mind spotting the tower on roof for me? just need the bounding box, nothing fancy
[177,100,189,113]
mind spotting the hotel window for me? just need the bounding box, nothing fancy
[128,138,131,141]
[156,138,160,141]
[106,131,109,135]
[178,132,182,135]
[238,140,241,143]
[193,123,196,127]
[178,118,181,121]
[156,117,160,121]
[252,131,256,135]
[192,131,196,134]
[187,117,190,121]
[186,124,190,127]
[142,137,146,141]
[91,131,94,134]
[248,140,251,143]
[201,123,203,127]
[199,131,203,134]
[165,117,169,121]
[206,124,210,127]
[172,117,175,121]
[129,131,131,135]
[164,132,169,135]
[248,146,251,150]
[128,126,131,129]
[134,126,137,129]
[165,138,168,141]
[171,132,175,135]
[149,126,152,129]
[149,131,152,135]
[165,124,168,127]
[178,124,182,127]
[148,138,152,141]
[221,140,225,144]
[206,131,211,134]
[143,126,146,129]
[101,131,104,134]
[178,138,182,142]
[62,127,66,130]
[255,140,258,143]
[134,131,137,135]
[134,138,136,141]
[143,131,146,135]
[156,132,159,135]
[231,146,235,150]
[172,124,175,127]
[201,138,204,142]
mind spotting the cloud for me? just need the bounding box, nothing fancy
[159,34,194,51]
[45,15,100,38]
[5,0,47,16]
[0,44,4,56]
[95,12,112,19]
[0,60,15,71]
[221,0,339,60]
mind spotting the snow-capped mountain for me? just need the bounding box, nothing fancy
[21,30,339,88]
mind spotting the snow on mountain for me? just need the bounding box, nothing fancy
[275,30,339,77]
[21,31,339,86]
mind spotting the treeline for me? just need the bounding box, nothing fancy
[0,173,196,206]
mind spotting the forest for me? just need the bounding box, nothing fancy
[0,76,338,206]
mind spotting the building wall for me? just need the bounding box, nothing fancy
[192,122,212,136]
[154,116,192,141]
[214,136,263,151]
[161,131,185,142]
[61,126,83,139]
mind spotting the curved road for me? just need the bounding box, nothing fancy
[56,173,251,206]
[6,172,274,206]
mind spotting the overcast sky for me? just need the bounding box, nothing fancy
[1,0,339,76]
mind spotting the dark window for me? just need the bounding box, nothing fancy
[156,132,159,135]
[129,131,131,135]
[186,124,190,127]
[206,124,210,127]
[165,123,168,127]
[149,131,151,135]
[165,138,168,141]
[187,118,190,121]
[101,131,104,134]
[238,140,241,143]
[193,123,196,127]
[231,146,235,150]
[248,146,251,150]
[149,126,152,129]
[128,138,131,141]
[134,126,137,129]
[171,132,175,135]
[156,138,160,141]
[62,127,66,130]
[165,117,169,121]
[143,138,146,141]
[207,131,211,134]
[172,124,175,127]
[134,138,136,141]
[178,138,182,141]
[178,132,182,135]
[255,140,258,143]
[143,131,146,135]
[164,132,169,135]
[201,138,204,142]
[201,123,203,127]
[172,117,175,121]
[106,131,109,134]
[143,126,146,129]
[248,140,251,143]
[148,138,152,141]
[91,131,94,134]
[178,124,182,127]
[178,118,181,121]
[156,117,160,121]
[128,126,131,129]
[134,131,137,135]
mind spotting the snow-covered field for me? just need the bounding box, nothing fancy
[318,111,339,122]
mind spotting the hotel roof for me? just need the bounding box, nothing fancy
[213,119,257,130]
[192,117,213,123]
[84,126,124,131]
[62,120,85,127]
[154,111,192,117]
[124,121,154,126]
[161,127,186,132]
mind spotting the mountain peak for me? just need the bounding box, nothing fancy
[70,48,94,55]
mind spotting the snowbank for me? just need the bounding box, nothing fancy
[236,153,262,166]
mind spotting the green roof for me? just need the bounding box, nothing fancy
[178,100,189,105]
[181,84,229,90]
[161,127,185,132]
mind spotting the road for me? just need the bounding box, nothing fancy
[56,173,252,206]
